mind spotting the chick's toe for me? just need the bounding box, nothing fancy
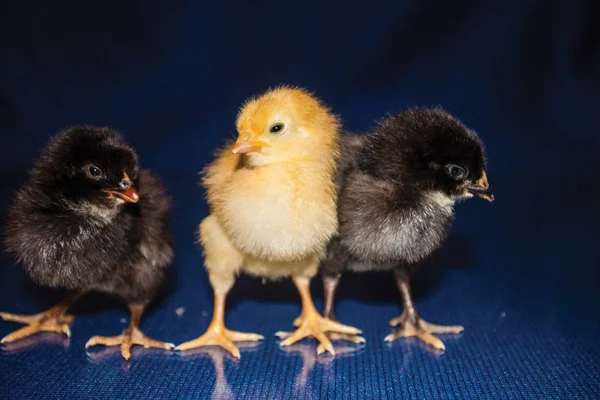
[1,314,73,344]
[384,312,464,351]
[0,293,81,344]
[86,327,175,361]
[327,332,366,344]
[279,311,362,356]
[276,322,365,345]
[175,327,263,359]
[85,304,174,360]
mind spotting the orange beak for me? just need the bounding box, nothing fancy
[232,132,268,154]
[109,186,139,203]
[466,171,494,202]
[104,173,140,203]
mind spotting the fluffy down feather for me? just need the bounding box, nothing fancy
[176,87,361,358]
[317,107,492,350]
[4,127,172,304]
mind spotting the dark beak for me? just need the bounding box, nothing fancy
[466,171,494,202]
[104,173,139,203]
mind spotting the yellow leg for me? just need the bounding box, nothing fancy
[277,276,362,356]
[1,292,82,344]
[175,291,263,359]
[85,304,175,360]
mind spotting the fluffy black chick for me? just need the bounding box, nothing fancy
[319,107,493,350]
[1,126,174,360]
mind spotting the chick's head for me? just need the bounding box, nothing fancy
[360,107,493,202]
[33,126,141,208]
[233,86,340,167]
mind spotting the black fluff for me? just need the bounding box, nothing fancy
[321,107,488,276]
[4,127,172,304]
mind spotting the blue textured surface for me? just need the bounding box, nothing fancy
[1,1,599,399]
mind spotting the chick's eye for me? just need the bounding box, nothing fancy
[85,165,103,179]
[269,123,285,135]
[446,164,467,180]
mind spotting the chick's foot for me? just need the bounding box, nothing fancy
[278,311,361,355]
[175,291,263,358]
[277,276,361,356]
[0,292,81,344]
[85,304,174,360]
[175,326,263,359]
[0,311,74,344]
[277,276,365,347]
[86,325,175,360]
[277,315,365,345]
[388,268,463,350]
[385,311,463,350]
[321,276,365,345]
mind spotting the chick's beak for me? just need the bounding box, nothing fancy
[466,171,494,202]
[232,131,268,154]
[105,173,139,203]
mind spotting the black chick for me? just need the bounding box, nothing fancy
[1,126,174,359]
[319,107,493,350]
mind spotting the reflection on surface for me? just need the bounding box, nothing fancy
[385,332,462,357]
[1,332,70,354]
[279,341,364,389]
[385,340,416,388]
[178,342,262,400]
[86,344,177,373]
[86,346,132,373]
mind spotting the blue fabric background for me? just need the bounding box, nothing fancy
[0,1,598,399]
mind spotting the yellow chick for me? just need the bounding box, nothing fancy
[176,86,361,357]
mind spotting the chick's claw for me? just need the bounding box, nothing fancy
[0,311,74,344]
[85,326,175,361]
[275,331,293,339]
[327,331,366,344]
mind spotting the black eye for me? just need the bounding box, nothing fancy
[85,165,103,179]
[446,164,467,180]
[269,123,285,134]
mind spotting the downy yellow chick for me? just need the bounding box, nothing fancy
[176,87,361,357]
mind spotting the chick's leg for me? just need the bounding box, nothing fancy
[385,268,463,350]
[278,276,362,355]
[286,275,340,327]
[175,215,263,358]
[321,276,365,344]
[278,276,365,344]
[0,291,83,344]
[280,240,364,345]
[85,304,174,360]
